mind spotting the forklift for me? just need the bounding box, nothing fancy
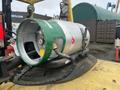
[1,1,120,90]
[0,0,97,87]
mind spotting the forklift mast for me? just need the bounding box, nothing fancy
[0,0,12,56]
[60,0,73,21]
[2,0,12,39]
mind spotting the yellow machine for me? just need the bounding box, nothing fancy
[1,0,95,85]
[1,0,120,90]
[1,60,120,90]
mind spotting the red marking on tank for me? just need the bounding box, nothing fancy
[72,36,75,44]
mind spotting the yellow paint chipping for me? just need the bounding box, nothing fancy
[39,48,45,57]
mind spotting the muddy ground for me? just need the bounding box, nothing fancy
[88,43,116,61]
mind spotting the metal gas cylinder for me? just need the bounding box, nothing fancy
[16,19,90,66]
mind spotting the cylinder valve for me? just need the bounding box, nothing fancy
[16,19,90,66]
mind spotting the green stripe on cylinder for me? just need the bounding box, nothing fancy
[34,19,66,64]
[16,18,66,65]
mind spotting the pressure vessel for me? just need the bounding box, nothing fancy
[16,19,90,66]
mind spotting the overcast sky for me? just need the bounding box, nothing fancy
[0,0,116,16]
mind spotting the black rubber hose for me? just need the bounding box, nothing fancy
[7,56,22,70]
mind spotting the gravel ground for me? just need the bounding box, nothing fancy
[88,43,115,61]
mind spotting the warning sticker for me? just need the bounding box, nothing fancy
[71,36,75,44]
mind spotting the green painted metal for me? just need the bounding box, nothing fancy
[73,3,120,21]
[35,19,66,64]
[16,19,66,65]
[48,20,66,52]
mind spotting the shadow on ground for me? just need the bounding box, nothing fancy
[89,43,115,61]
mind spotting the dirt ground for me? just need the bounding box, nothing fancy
[89,43,115,61]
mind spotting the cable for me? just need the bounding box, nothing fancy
[5,30,16,36]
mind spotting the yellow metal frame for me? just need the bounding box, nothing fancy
[115,0,120,13]
[17,0,44,5]
[67,0,73,22]
[17,0,73,21]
